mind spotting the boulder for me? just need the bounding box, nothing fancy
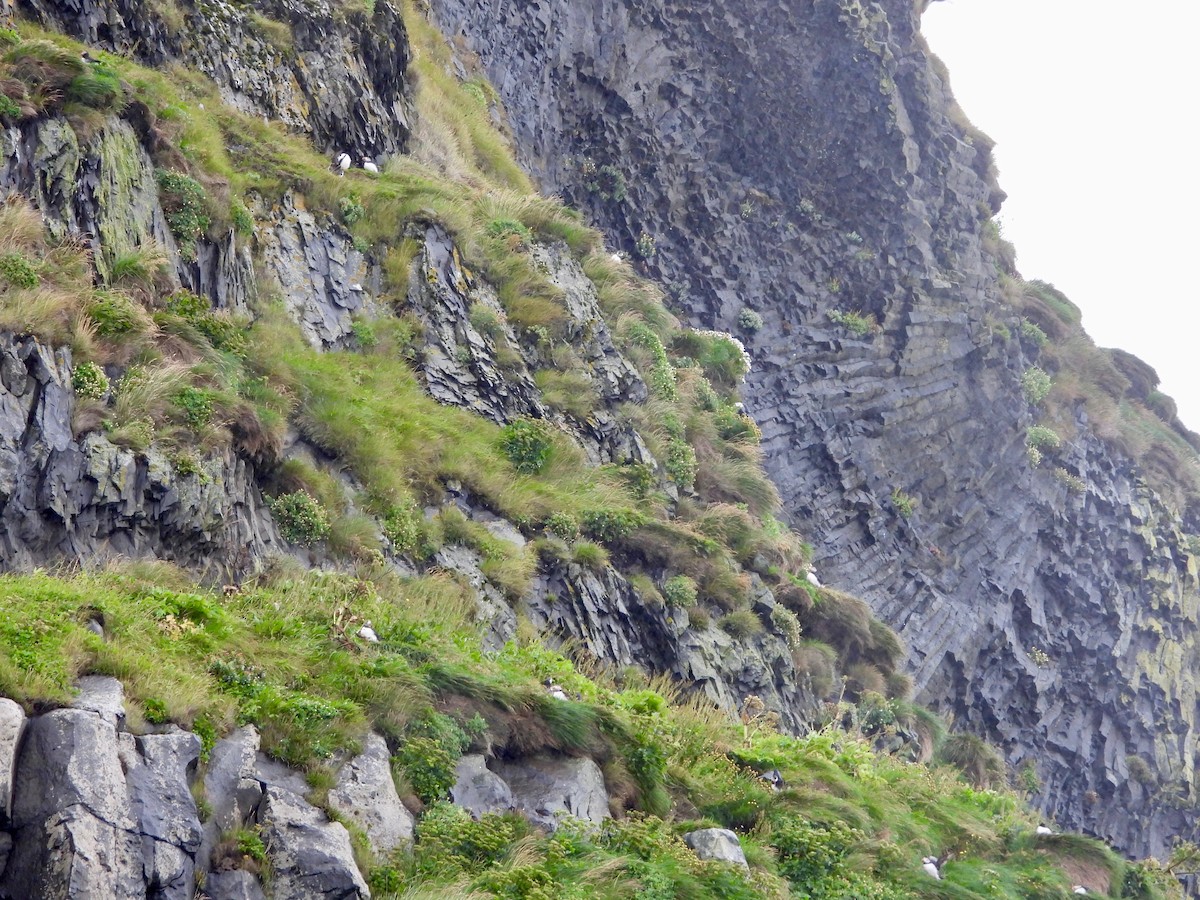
[450,754,513,819]
[202,868,268,900]
[198,726,265,880]
[492,755,609,831]
[683,828,748,868]
[0,708,143,898]
[70,675,125,728]
[0,698,24,824]
[118,729,203,900]
[257,785,369,900]
[328,733,414,854]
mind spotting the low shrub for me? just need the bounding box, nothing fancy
[0,252,38,288]
[829,309,874,336]
[267,491,332,545]
[155,169,209,259]
[737,308,763,332]
[71,361,109,399]
[1026,425,1061,451]
[1021,366,1052,405]
[498,418,553,474]
[662,574,698,609]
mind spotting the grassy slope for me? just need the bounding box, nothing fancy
[0,10,1189,900]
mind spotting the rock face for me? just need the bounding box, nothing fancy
[491,754,610,831]
[0,678,200,900]
[684,828,749,869]
[0,333,279,581]
[327,733,414,855]
[17,0,412,157]
[429,0,1200,857]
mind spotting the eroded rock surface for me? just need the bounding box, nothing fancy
[492,754,609,831]
[428,0,1200,857]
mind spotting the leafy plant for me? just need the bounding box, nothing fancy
[267,491,332,544]
[890,488,915,518]
[71,362,109,399]
[737,308,763,332]
[1026,425,1061,452]
[0,252,38,288]
[663,575,698,608]
[155,169,209,259]
[1021,366,1052,405]
[829,309,874,336]
[498,418,554,474]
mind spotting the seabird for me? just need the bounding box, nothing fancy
[335,152,352,175]
[81,50,100,65]
[806,570,822,588]
[1035,825,1054,836]
[358,621,379,643]
[348,282,364,292]
[922,858,940,880]
[1072,888,1088,896]
[361,157,380,174]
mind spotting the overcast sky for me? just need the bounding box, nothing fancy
[921,0,1200,432]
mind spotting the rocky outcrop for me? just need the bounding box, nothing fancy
[17,0,412,157]
[451,754,514,818]
[491,754,609,831]
[328,733,414,855]
[259,193,377,349]
[0,678,200,900]
[0,334,279,580]
[684,828,749,869]
[427,0,1200,858]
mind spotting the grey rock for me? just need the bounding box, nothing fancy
[411,226,547,425]
[257,785,369,900]
[683,828,748,869]
[21,0,412,157]
[328,733,414,854]
[450,754,513,819]
[259,193,375,348]
[71,675,126,728]
[0,833,10,881]
[199,726,265,880]
[0,698,24,825]
[1,708,143,899]
[118,730,203,900]
[203,868,268,900]
[492,755,609,831]
[425,0,1200,860]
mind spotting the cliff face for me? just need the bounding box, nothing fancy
[428,0,1200,857]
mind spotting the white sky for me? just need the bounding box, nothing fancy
[921,0,1200,432]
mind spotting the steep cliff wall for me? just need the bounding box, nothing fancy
[428,0,1200,857]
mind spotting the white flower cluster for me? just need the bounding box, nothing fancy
[694,329,752,379]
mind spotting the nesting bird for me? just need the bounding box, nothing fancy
[806,570,822,588]
[544,679,569,701]
[81,50,100,65]
[758,769,784,791]
[361,157,380,174]
[921,857,940,880]
[358,621,380,643]
[334,152,352,175]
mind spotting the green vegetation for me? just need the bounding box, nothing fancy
[267,491,332,545]
[71,361,109,399]
[890,488,916,518]
[829,309,874,337]
[1026,426,1062,452]
[1021,366,1053,406]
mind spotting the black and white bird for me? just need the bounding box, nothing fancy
[81,50,101,65]
[921,857,940,880]
[358,621,379,643]
[758,769,784,791]
[1072,888,1088,896]
[544,679,569,701]
[1035,825,1054,836]
[361,157,380,174]
[334,152,352,175]
[806,569,822,588]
